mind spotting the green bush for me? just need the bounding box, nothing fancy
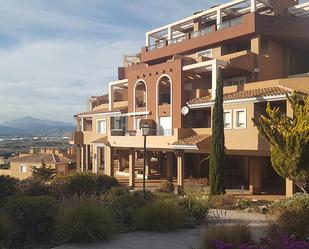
[198,223,251,249]
[0,175,19,202]
[157,180,174,193]
[178,197,210,227]
[4,196,58,243]
[55,198,113,243]
[0,213,14,248]
[134,199,185,232]
[95,174,119,196]
[17,177,51,196]
[54,173,119,198]
[209,195,237,210]
[269,194,309,239]
[184,177,210,200]
[104,187,150,225]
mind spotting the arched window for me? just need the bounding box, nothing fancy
[135,81,147,108]
[157,76,171,105]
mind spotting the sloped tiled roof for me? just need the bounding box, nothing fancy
[76,106,128,116]
[172,134,211,147]
[188,86,291,106]
[9,154,72,164]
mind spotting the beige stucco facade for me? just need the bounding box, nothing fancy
[71,0,309,196]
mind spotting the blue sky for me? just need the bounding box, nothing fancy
[0,0,305,123]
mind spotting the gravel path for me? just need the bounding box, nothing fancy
[54,210,270,249]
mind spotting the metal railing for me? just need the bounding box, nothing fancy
[110,129,173,137]
[147,16,243,52]
[168,35,186,45]
[189,26,213,39]
[217,16,243,30]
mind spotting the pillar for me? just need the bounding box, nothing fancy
[81,145,86,172]
[145,151,152,176]
[117,150,124,171]
[129,149,136,187]
[85,145,89,171]
[216,9,222,28]
[76,145,81,172]
[211,60,219,100]
[176,150,185,187]
[166,152,174,181]
[105,146,114,177]
[249,158,262,194]
[167,26,172,41]
[286,179,296,197]
[251,0,257,12]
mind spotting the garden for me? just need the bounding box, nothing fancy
[0,173,309,249]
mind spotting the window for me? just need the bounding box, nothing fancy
[234,109,247,129]
[96,119,106,134]
[20,165,27,173]
[223,110,232,129]
[196,49,213,59]
[224,76,246,87]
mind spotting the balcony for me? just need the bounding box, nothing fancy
[146,17,243,52]
[110,128,173,137]
[69,131,83,145]
[141,13,255,63]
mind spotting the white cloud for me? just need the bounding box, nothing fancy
[0,0,221,123]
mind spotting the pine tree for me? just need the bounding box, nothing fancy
[209,68,226,196]
[252,93,309,193]
[31,160,57,182]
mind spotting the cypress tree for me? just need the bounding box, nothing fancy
[209,68,226,196]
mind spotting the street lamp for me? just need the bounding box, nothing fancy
[141,123,151,194]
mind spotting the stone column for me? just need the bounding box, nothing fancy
[81,145,86,172]
[286,179,296,197]
[105,146,114,177]
[85,145,89,171]
[166,152,174,181]
[249,157,262,194]
[176,150,185,187]
[129,148,136,187]
[76,145,81,172]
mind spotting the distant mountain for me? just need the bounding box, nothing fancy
[0,125,27,135]
[0,116,75,136]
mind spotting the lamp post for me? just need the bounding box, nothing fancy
[141,124,151,194]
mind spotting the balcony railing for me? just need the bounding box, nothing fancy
[110,129,174,137]
[147,16,243,52]
[189,26,214,39]
[217,16,243,30]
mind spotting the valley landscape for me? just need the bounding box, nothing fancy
[0,116,74,157]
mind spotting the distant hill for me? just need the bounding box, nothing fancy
[0,116,75,136]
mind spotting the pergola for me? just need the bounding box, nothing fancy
[288,2,309,18]
[146,0,273,47]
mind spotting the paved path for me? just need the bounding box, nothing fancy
[54,210,270,249]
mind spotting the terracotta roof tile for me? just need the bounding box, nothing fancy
[173,134,211,147]
[76,106,128,116]
[188,86,291,105]
[9,154,72,164]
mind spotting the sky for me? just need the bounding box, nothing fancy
[0,0,306,124]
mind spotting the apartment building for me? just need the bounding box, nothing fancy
[70,0,309,196]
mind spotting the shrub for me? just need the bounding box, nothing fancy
[209,195,237,210]
[55,198,113,243]
[104,187,150,225]
[94,174,119,196]
[0,213,14,248]
[50,176,69,200]
[269,194,309,239]
[158,180,174,193]
[17,177,51,196]
[0,175,19,202]
[185,177,210,200]
[198,223,251,249]
[65,172,96,197]
[4,196,58,243]
[134,199,185,232]
[178,197,210,227]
